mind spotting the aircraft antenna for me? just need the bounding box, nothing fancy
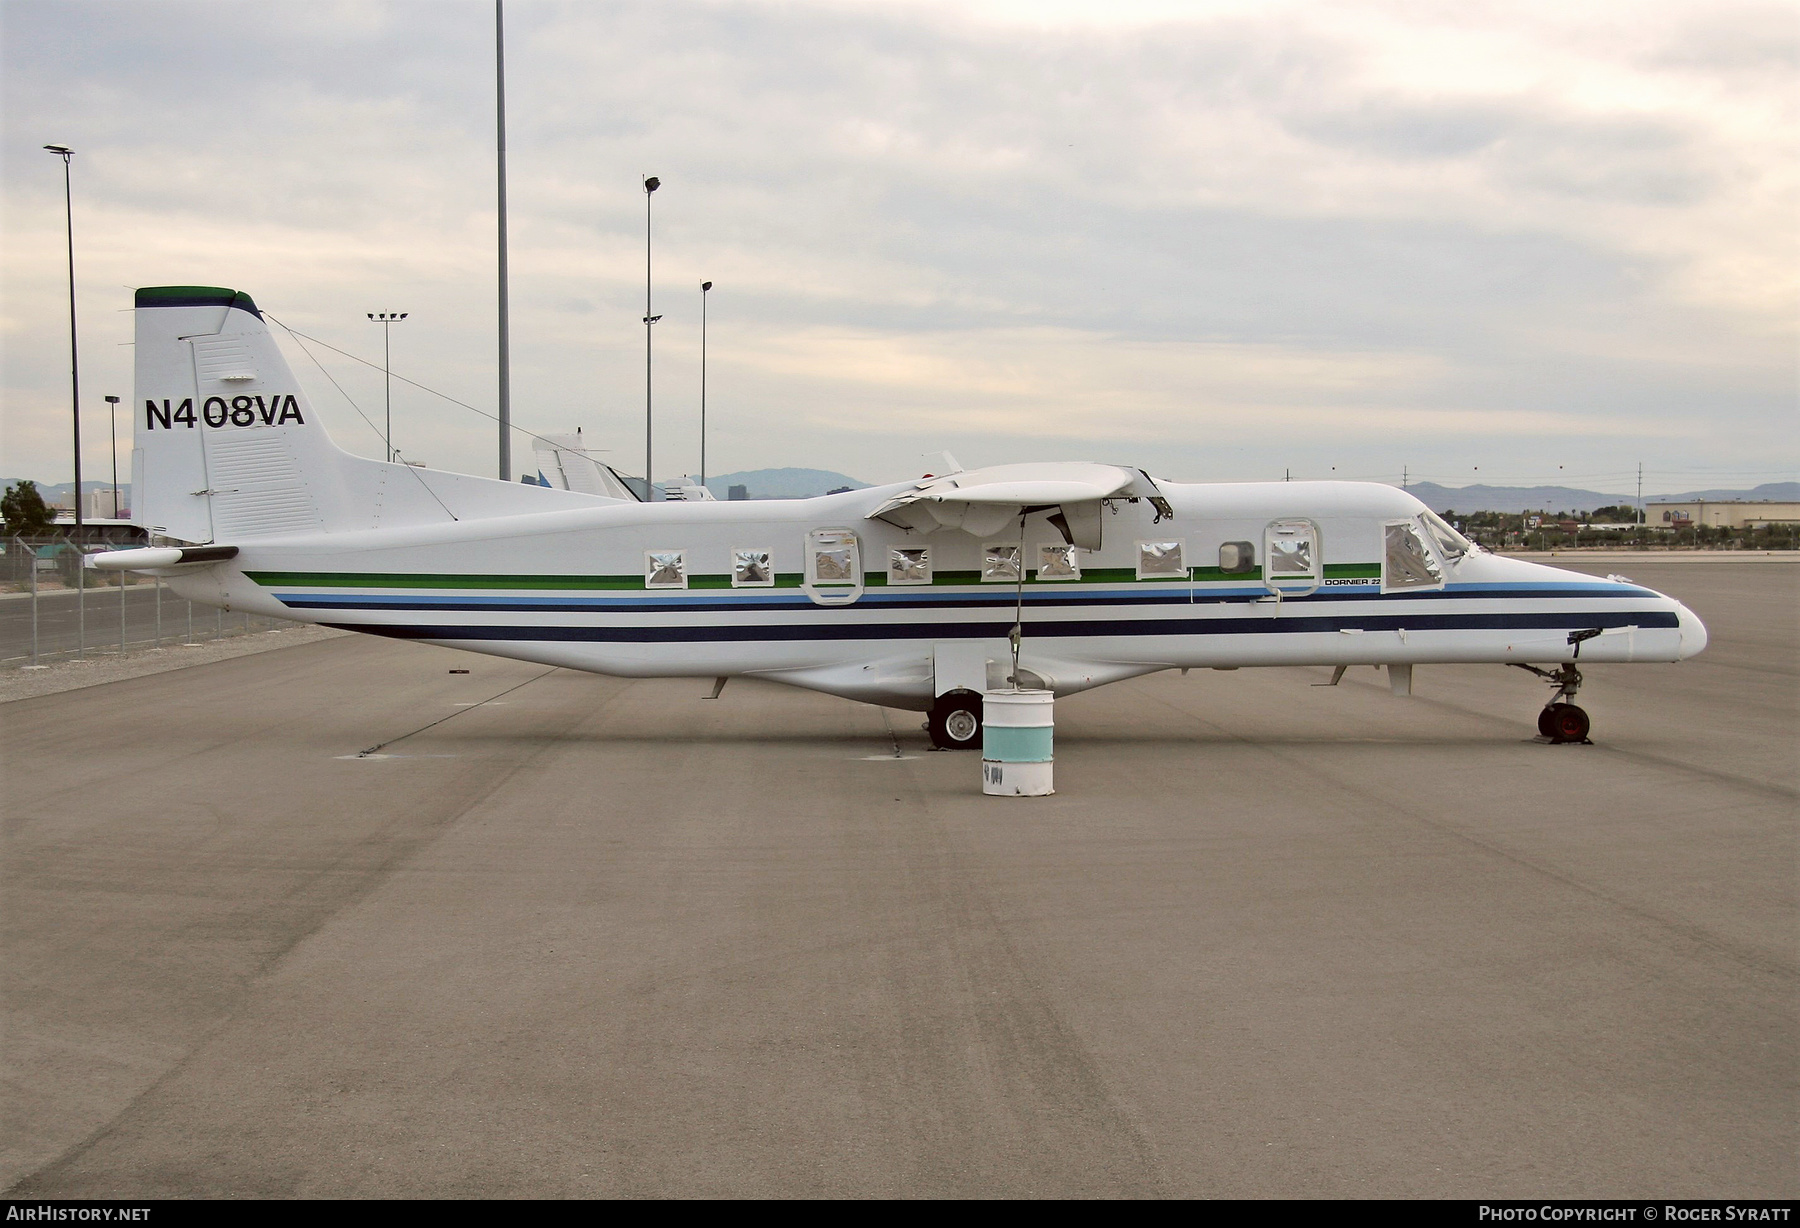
[268,317,610,460]
[276,322,460,522]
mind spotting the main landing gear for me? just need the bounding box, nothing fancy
[927,689,984,751]
[1511,663,1591,744]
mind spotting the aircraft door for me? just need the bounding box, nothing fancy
[1263,519,1321,596]
[803,527,864,606]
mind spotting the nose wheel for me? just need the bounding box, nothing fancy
[1512,663,1592,744]
[1537,702,1590,743]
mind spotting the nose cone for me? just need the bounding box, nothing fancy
[1676,600,1709,659]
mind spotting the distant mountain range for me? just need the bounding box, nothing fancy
[8,474,1794,514]
[1400,481,1800,515]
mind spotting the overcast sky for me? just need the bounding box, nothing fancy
[2,0,1794,495]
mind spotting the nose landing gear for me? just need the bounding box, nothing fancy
[1511,663,1592,744]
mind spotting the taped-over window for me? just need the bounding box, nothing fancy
[1420,511,1471,562]
[982,544,1022,583]
[1384,521,1442,590]
[1037,543,1080,581]
[889,546,930,585]
[732,548,773,587]
[1137,540,1185,579]
[804,528,863,605]
[1269,536,1311,576]
[1264,519,1321,593]
[645,549,687,589]
[811,531,858,584]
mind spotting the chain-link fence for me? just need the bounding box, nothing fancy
[3,535,301,669]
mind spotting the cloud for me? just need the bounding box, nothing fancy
[0,0,1792,497]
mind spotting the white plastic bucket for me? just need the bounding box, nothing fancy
[982,689,1054,796]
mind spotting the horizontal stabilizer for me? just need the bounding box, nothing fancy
[88,544,240,572]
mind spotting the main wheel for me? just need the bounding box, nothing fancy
[928,691,984,751]
[1546,703,1590,743]
[1538,706,1558,738]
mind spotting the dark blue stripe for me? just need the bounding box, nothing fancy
[280,585,1659,615]
[321,609,1677,645]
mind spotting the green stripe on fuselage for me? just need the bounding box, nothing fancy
[247,562,1381,591]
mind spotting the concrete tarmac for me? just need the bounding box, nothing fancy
[3,561,1793,1197]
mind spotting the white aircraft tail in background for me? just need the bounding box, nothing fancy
[528,430,640,500]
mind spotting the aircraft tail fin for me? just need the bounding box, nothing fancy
[132,286,612,544]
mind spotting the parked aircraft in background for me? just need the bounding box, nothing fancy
[95,287,1707,748]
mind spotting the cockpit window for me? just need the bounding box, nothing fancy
[1420,511,1471,562]
[1384,522,1442,590]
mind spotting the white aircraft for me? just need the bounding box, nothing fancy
[95,286,1707,748]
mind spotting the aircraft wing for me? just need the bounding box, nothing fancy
[867,462,1167,547]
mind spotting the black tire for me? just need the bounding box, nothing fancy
[1548,703,1590,743]
[1538,706,1558,738]
[928,691,984,751]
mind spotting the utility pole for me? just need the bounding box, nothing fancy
[367,313,408,461]
[1637,462,1644,529]
[45,145,81,529]
[495,0,512,481]
[642,175,662,500]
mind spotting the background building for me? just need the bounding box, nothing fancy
[1645,500,1800,529]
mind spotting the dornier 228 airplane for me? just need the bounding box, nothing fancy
[94,286,1708,749]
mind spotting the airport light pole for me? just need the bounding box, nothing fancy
[108,394,124,655]
[367,313,408,461]
[642,175,662,501]
[44,144,82,530]
[495,0,512,482]
[104,395,120,516]
[700,280,712,488]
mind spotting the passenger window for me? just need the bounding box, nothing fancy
[731,548,773,587]
[645,549,687,589]
[889,546,931,585]
[982,543,1022,583]
[1263,520,1321,593]
[810,531,858,584]
[804,528,863,606]
[1218,541,1255,574]
[1137,540,1185,579]
[1384,521,1443,590]
[1037,543,1080,581]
